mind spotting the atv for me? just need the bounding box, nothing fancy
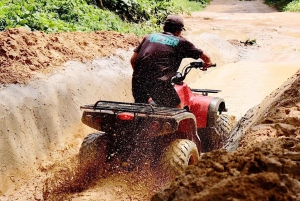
[78,61,234,177]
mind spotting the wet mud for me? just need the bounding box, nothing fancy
[1,0,300,200]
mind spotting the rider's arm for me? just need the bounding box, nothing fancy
[178,38,213,68]
[200,52,212,68]
[130,52,138,70]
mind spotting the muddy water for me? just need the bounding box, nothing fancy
[190,62,300,119]
[184,7,300,120]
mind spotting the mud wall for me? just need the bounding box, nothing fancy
[0,49,134,193]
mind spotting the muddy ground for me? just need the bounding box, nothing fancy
[0,0,300,200]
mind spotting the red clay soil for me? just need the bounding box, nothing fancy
[0,28,140,84]
[153,138,300,201]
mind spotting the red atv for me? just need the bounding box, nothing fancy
[78,61,234,177]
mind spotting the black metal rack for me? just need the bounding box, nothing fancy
[80,100,186,116]
[191,89,221,93]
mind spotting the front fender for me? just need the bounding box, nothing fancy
[189,96,226,128]
[189,95,214,128]
[207,97,226,127]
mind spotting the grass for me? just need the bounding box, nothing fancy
[175,0,208,12]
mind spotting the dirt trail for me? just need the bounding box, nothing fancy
[183,0,300,120]
[0,0,300,200]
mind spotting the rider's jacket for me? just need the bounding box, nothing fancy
[133,32,203,82]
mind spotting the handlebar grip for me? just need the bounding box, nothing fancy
[202,63,217,71]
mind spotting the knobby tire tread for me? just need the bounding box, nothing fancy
[160,139,199,176]
[78,133,107,179]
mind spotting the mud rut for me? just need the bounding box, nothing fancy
[1,0,300,200]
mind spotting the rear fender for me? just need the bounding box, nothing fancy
[141,112,195,138]
[81,110,114,131]
[175,113,201,150]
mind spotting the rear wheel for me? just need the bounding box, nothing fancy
[160,139,199,177]
[78,132,108,179]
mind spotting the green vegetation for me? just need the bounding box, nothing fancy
[0,0,298,36]
[265,0,300,11]
[0,0,208,36]
[176,0,209,11]
[284,0,300,11]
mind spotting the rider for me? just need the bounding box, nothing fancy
[130,15,212,108]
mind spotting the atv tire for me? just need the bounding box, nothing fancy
[216,114,235,148]
[160,139,199,177]
[78,132,108,179]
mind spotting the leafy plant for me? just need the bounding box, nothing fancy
[86,0,150,23]
[264,0,294,11]
[175,0,209,11]
[284,0,300,11]
[0,0,208,35]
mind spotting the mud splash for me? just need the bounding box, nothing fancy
[42,157,171,201]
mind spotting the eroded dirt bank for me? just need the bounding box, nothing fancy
[0,51,136,196]
[0,28,141,196]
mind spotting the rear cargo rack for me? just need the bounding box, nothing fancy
[80,100,186,116]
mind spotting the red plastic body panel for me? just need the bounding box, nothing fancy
[175,83,214,128]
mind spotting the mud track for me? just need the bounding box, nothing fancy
[0,0,300,200]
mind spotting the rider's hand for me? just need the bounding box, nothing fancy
[203,62,213,71]
[200,53,212,71]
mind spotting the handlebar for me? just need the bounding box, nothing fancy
[189,61,216,69]
[171,61,216,84]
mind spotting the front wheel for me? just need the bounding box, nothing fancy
[216,114,236,148]
[198,114,235,152]
[159,139,199,177]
